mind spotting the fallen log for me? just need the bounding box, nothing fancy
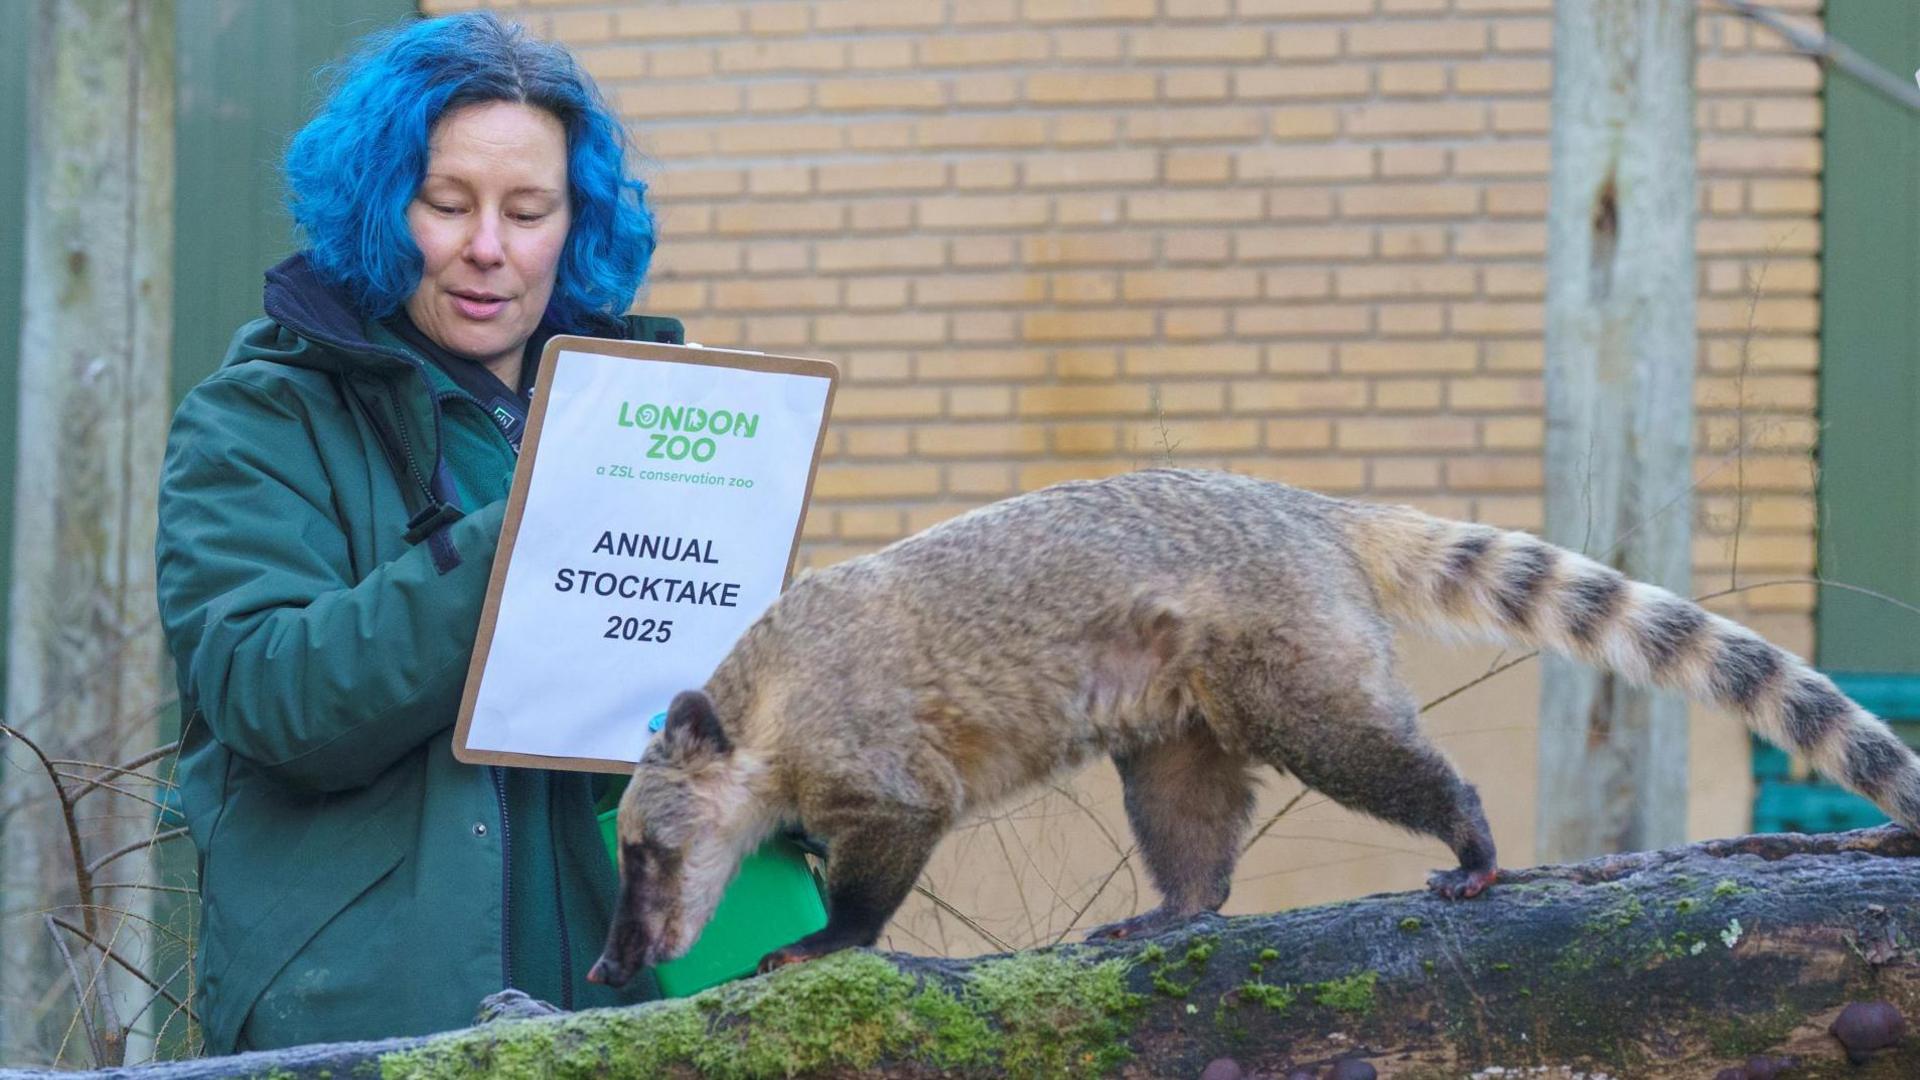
[8,827,1919,1079]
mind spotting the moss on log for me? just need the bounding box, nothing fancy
[9,828,1920,1079]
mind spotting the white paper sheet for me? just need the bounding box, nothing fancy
[461,346,832,767]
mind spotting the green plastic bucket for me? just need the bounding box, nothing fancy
[598,810,828,996]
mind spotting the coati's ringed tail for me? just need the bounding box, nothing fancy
[1339,501,1920,835]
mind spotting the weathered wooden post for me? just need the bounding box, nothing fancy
[1,0,174,1066]
[1538,0,1699,861]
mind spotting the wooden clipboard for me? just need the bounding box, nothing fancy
[452,335,837,773]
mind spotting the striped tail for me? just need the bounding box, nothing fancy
[1339,501,1920,834]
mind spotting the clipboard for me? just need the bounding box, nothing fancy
[453,335,837,773]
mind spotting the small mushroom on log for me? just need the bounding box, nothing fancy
[1198,1057,1243,1080]
[1830,1000,1906,1065]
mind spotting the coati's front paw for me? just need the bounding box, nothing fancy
[1084,906,1193,941]
[756,946,813,973]
[1427,865,1498,899]
[756,943,840,974]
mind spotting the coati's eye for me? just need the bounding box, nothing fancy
[624,834,680,875]
[648,836,676,861]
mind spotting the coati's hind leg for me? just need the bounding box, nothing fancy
[758,802,946,972]
[1086,724,1257,940]
[1257,691,1497,899]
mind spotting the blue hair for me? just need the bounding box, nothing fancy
[284,12,654,331]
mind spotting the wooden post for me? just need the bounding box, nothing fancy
[1537,0,1698,862]
[1,0,173,1066]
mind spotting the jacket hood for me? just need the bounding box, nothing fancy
[232,252,650,377]
[217,254,412,377]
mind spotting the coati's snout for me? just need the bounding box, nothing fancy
[587,865,650,986]
[591,690,751,986]
[589,831,673,986]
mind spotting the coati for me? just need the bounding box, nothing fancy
[586,468,1920,986]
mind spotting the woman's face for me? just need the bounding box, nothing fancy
[405,101,571,376]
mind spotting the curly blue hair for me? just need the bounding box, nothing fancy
[285,12,654,330]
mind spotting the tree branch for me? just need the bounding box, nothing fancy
[125,960,193,1030]
[43,916,106,1067]
[30,828,1918,1079]
[1715,0,1920,113]
[82,828,187,877]
[55,739,180,803]
[2,723,96,939]
[50,773,171,815]
[46,916,193,1021]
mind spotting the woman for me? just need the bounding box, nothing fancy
[154,13,672,1053]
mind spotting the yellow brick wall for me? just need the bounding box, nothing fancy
[425,0,1823,656]
[420,0,1825,946]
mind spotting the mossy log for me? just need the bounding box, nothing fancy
[10,827,1920,1079]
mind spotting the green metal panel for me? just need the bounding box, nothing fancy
[1817,1,1920,672]
[172,0,416,402]
[1798,1,1920,832]
[0,2,414,699]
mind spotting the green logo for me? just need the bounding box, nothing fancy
[617,402,760,463]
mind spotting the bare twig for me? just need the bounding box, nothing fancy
[1153,391,1180,465]
[1729,267,1761,586]
[51,773,172,815]
[1003,828,1074,934]
[1599,456,1737,567]
[1235,847,1441,885]
[51,742,177,774]
[1,722,96,939]
[1695,577,1920,620]
[45,915,106,1066]
[1050,844,1138,946]
[84,827,188,876]
[983,819,1041,945]
[64,904,195,949]
[126,959,192,1029]
[1240,787,1315,856]
[1043,781,1137,871]
[1715,0,1920,114]
[59,740,180,802]
[89,882,196,897]
[909,883,1016,954]
[47,916,193,1018]
[1245,832,1441,861]
[1422,652,1542,714]
[878,917,945,957]
[1041,780,1142,932]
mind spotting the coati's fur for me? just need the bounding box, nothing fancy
[587,469,1920,984]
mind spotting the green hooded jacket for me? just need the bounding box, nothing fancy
[155,255,675,1053]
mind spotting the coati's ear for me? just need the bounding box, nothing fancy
[1127,594,1189,665]
[662,690,733,756]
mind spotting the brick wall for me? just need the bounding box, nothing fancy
[424,0,1823,653]
[421,0,1826,938]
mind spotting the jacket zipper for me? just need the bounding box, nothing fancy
[552,780,574,1010]
[319,336,446,514]
[491,765,514,990]
[457,389,560,1002]
[385,397,434,502]
[313,335,518,986]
